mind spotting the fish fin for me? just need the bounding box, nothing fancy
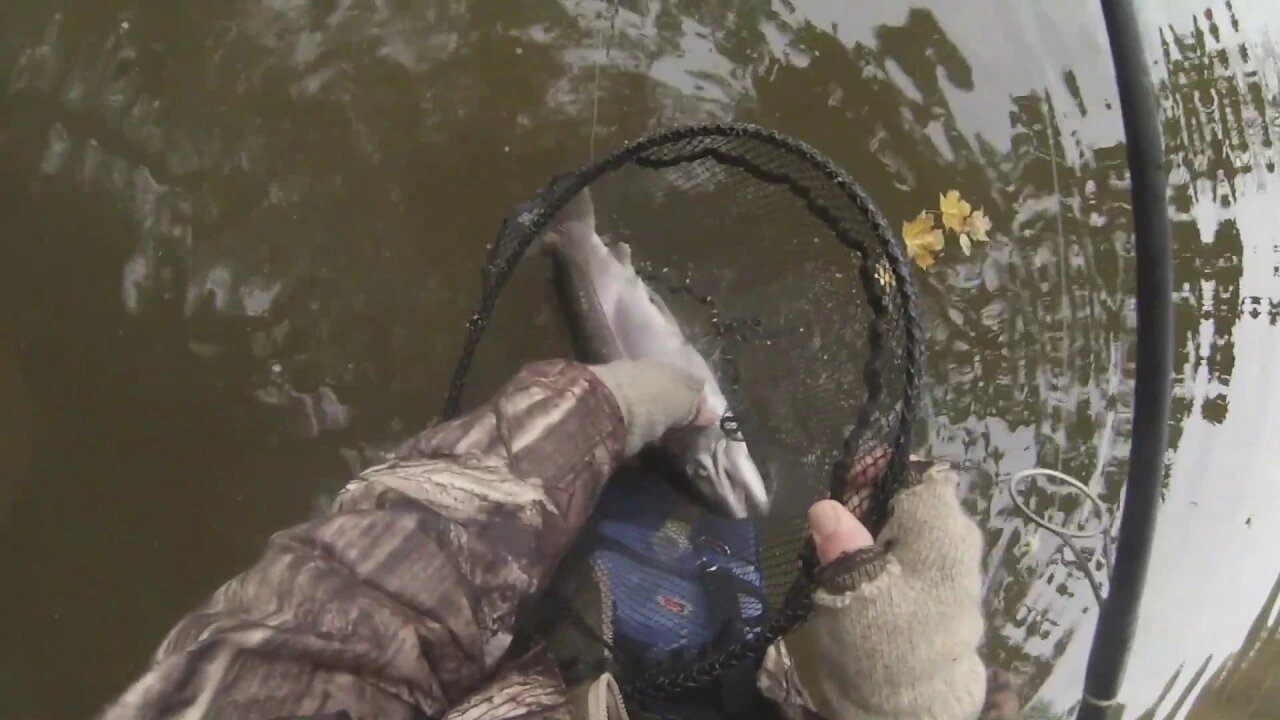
[608,241,633,266]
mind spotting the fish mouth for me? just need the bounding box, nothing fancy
[696,433,771,519]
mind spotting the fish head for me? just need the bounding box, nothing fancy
[681,426,771,520]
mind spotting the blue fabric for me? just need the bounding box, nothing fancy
[596,550,715,652]
[587,470,765,663]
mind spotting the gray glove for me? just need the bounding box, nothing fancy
[785,461,987,719]
[587,360,705,456]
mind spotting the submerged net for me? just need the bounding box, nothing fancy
[444,124,922,703]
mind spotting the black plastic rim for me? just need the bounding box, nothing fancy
[1078,1,1174,717]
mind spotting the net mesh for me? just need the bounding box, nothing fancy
[444,124,921,701]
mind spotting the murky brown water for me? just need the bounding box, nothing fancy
[2,1,1278,717]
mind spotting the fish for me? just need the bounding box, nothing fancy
[538,188,771,519]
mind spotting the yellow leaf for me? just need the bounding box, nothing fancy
[902,212,933,244]
[908,233,943,268]
[939,190,972,233]
[902,211,944,270]
[965,208,992,243]
[958,232,972,256]
[902,212,943,251]
[912,248,937,269]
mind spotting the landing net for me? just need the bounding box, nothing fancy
[444,123,923,702]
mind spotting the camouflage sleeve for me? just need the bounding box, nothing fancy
[442,649,573,720]
[99,360,625,720]
[394,358,627,540]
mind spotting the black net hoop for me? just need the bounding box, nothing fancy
[443,123,923,701]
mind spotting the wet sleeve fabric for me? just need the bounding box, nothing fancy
[98,360,625,720]
[760,462,987,720]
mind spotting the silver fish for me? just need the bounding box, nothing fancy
[539,188,771,518]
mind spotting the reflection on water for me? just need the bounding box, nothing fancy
[1,0,1277,718]
[1036,1,1280,716]
[1186,574,1280,717]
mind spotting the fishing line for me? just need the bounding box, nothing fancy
[588,0,619,161]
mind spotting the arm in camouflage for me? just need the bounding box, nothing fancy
[99,359,625,720]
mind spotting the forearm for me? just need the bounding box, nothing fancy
[100,360,626,719]
[390,358,627,567]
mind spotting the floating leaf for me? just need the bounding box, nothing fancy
[902,212,939,247]
[939,190,972,233]
[902,211,944,269]
[958,232,972,256]
[913,252,937,269]
[965,208,992,243]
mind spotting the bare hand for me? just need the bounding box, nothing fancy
[808,500,874,566]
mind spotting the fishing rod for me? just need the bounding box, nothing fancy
[1077,1,1173,717]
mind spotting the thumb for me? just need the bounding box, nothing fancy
[809,500,874,566]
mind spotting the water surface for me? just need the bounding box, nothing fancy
[1,1,1277,717]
